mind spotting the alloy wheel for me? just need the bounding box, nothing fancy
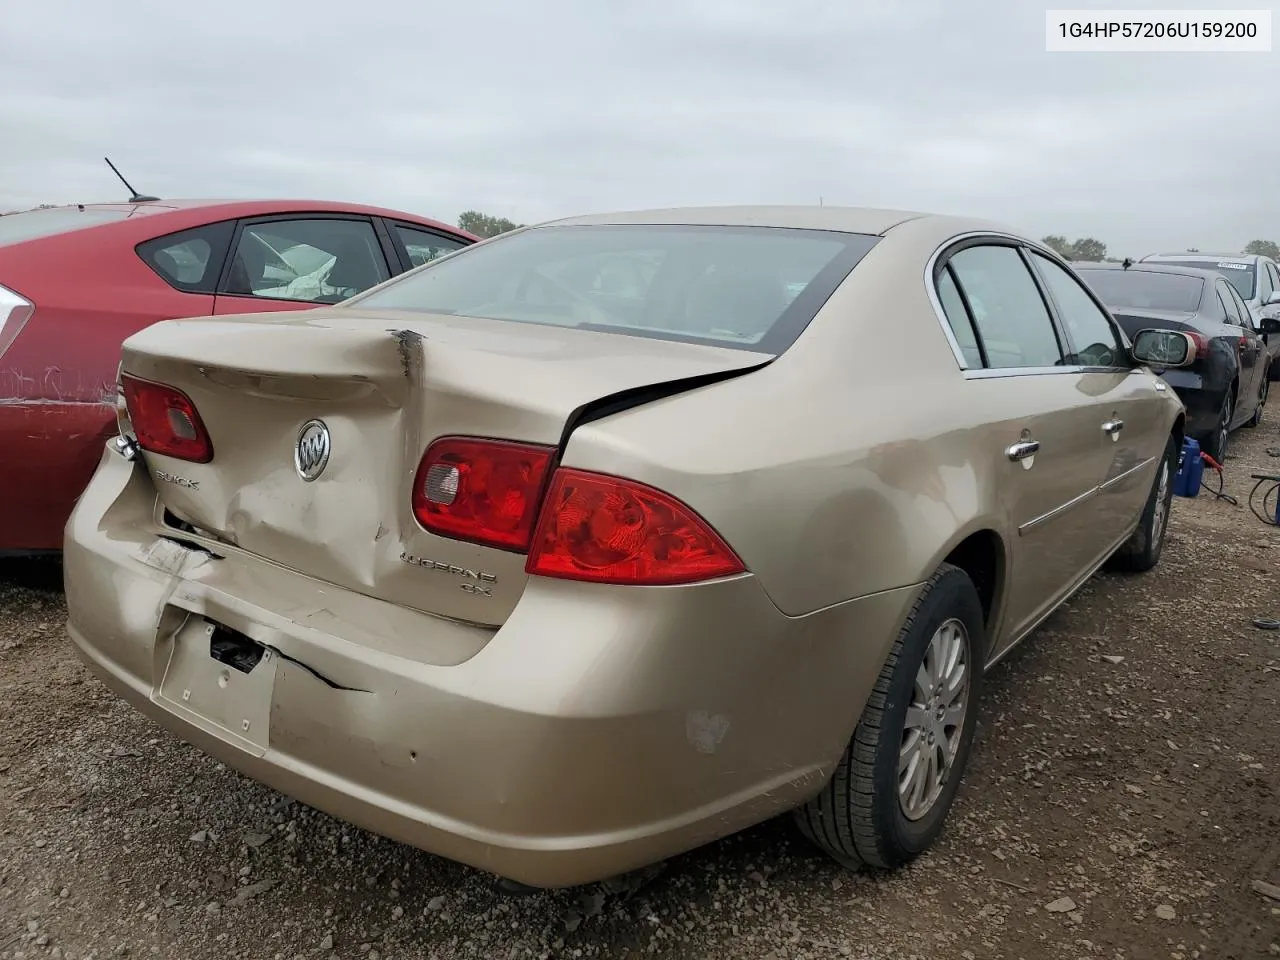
[899,617,970,821]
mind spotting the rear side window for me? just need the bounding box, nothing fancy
[944,245,1064,369]
[0,207,130,247]
[1216,283,1241,326]
[936,266,983,367]
[349,224,879,354]
[1224,281,1255,328]
[136,221,234,294]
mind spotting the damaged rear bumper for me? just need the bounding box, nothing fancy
[64,442,916,888]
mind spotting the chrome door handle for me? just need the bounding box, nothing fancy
[1006,439,1040,462]
[1102,418,1124,435]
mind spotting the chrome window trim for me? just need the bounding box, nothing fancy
[925,231,1132,379]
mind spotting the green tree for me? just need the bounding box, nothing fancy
[1041,235,1108,261]
[458,210,523,239]
[1042,235,1073,258]
[1244,239,1280,260]
[1070,237,1107,262]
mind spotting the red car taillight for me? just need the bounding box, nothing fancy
[411,437,556,551]
[0,283,34,361]
[1187,332,1209,360]
[119,374,214,463]
[525,468,746,586]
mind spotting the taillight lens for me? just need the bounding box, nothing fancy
[1188,332,1209,359]
[411,437,556,550]
[526,468,746,586]
[0,284,34,361]
[119,374,214,463]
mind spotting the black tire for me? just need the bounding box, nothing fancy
[1202,389,1233,463]
[1247,375,1268,428]
[1110,433,1177,573]
[794,563,985,870]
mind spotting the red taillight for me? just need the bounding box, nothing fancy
[525,468,746,586]
[1188,332,1209,360]
[411,437,556,551]
[120,374,214,463]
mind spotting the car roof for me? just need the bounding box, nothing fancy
[20,198,470,238]
[544,205,1009,237]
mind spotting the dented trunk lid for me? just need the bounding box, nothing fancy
[119,308,768,629]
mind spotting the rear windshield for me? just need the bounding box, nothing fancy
[1150,259,1255,300]
[0,207,131,247]
[350,223,879,353]
[1076,269,1204,313]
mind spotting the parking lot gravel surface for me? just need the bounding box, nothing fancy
[3,427,1279,960]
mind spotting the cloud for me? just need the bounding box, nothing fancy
[2,0,1277,253]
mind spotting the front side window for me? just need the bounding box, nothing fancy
[395,225,469,268]
[945,245,1063,369]
[349,224,879,353]
[1030,254,1124,367]
[1257,260,1275,302]
[224,218,390,304]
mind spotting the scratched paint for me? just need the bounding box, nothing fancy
[686,710,731,754]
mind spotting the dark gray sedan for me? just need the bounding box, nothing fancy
[1076,261,1268,461]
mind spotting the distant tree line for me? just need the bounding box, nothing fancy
[457,210,524,239]
[1042,234,1280,263]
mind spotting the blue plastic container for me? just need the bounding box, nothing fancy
[1172,437,1203,498]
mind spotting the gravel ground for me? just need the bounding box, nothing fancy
[3,428,1280,960]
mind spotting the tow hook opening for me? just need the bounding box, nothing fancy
[209,624,266,675]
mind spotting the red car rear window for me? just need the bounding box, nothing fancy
[0,208,130,247]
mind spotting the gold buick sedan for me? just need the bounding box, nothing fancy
[64,206,1189,889]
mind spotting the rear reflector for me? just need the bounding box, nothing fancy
[412,437,556,551]
[526,468,746,586]
[0,284,34,361]
[120,375,214,463]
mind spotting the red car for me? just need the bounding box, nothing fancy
[0,198,477,553]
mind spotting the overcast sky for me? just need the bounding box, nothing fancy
[2,0,1277,255]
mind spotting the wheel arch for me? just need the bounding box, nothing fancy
[922,524,1008,641]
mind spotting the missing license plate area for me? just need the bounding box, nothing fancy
[209,623,266,674]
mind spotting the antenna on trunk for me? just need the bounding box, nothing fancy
[104,157,160,203]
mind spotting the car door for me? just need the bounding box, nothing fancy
[1026,251,1167,541]
[1221,279,1263,417]
[212,215,394,315]
[939,242,1114,657]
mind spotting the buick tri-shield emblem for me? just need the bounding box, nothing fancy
[294,420,331,482]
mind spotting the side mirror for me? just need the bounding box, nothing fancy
[1262,315,1280,335]
[1131,328,1197,369]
